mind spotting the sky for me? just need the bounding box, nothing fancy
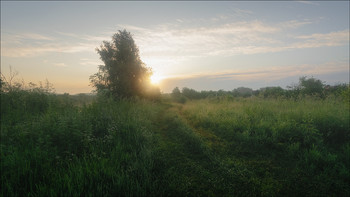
[1,1,349,94]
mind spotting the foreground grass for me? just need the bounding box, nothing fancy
[1,92,349,196]
[1,94,164,196]
[180,97,350,196]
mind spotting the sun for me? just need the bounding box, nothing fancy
[150,74,162,85]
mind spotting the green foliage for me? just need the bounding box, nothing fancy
[341,85,350,107]
[169,77,347,101]
[259,86,285,98]
[2,82,349,196]
[90,30,160,99]
[171,87,187,103]
[1,71,55,125]
[172,86,181,97]
[182,87,201,99]
[1,93,163,196]
[181,97,349,196]
[299,76,325,97]
[232,87,253,97]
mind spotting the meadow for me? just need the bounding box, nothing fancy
[1,87,349,196]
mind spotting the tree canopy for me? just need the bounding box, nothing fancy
[90,30,159,99]
[298,76,325,96]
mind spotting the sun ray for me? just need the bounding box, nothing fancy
[150,73,162,85]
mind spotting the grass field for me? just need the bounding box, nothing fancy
[1,91,349,196]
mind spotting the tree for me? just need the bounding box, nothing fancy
[171,87,186,103]
[232,87,253,97]
[259,87,285,98]
[182,87,201,99]
[172,87,181,97]
[90,30,158,99]
[299,76,325,97]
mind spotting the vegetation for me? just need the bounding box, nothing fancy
[90,30,160,99]
[171,76,349,101]
[180,98,349,196]
[1,79,161,196]
[1,30,349,196]
[1,73,349,196]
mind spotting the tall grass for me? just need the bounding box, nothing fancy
[2,89,349,196]
[1,92,164,196]
[181,97,350,196]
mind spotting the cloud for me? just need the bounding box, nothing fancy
[1,30,102,57]
[3,32,54,42]
[296,1,320,6]
[1,32,55,46]
[128,17,348,61]
[279,19,313,29]
[80,58,102,66]
[129,20,284,61]
[200,20,280,34]
[159,60,349,92]
[55,31,81,38]
[293,30,349,48]
[162,60,349,82]
[1,16,348,60]
[53,63,67,67]
[1,42,96,57]
[230,8,254,17]
[22,33,54,41]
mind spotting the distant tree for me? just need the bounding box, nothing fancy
[232,87,253,97]
[90,29,159,99]
[253,89,260,97]
[299,76,325,97]
[171,87,186,103]
[172,87,181,97]
[182,87,201,99]
[259,87,285,98]
[217,89,226,97]
[323,83,348,97]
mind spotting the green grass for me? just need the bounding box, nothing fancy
[1,92,349,196]
[1,94,163,196]
[180,97,350,196]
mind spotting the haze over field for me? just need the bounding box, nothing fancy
[1,1,349,94]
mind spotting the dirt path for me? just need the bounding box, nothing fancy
[150,103,255,196]
[174,103,229,155]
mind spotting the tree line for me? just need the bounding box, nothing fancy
[171,76,349,102]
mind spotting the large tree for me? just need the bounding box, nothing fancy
[90,30,158,98]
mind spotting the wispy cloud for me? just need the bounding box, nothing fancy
[159,60,349,92]
[164,60,349,82]
[296,1,320,6]
[22,33,54,41]
[80,58,102,66]
[293,30,349,48]
[127,20,283,60]
[1,31,104,57]
[126,17,348,62]
[279,19,313,29]
[1,32,55,42]
[1,42,96,57]
[1,16,348,61]
[53,63,67,67]
[1,32,55,46]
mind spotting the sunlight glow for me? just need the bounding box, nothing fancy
[150,74,163,85]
